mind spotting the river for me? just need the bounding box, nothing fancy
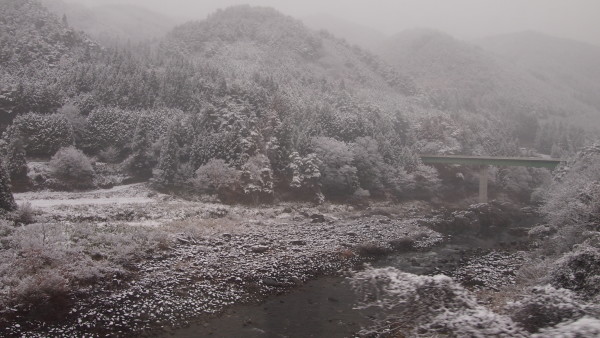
[164,237,509,338]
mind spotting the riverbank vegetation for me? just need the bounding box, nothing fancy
[351,144,600,336]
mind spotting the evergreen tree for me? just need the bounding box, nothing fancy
[153,124,179,187]
[0,158,16,212]
[127,117,154,180]
[288,152,324,204]
[240,154,274,204]
[4,131,28,189]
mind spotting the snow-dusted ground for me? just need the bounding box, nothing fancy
[15,184,157,208]
[4,184,444,337]
[14,184,230,226]
[17,197,157,207]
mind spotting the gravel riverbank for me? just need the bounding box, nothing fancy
[4,185,444,337]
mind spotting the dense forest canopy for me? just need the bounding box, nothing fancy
[0,0,597,202]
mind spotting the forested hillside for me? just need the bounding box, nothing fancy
[478,31,600,120]
[0,0,592,203]
[0,0,98,126]
[379,29,596,152]
[0,1,450,202]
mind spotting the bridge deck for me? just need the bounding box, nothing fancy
[420,155,565,169]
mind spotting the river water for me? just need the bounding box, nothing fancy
[164,239,489,338]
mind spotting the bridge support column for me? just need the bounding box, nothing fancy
[479,165,488,203]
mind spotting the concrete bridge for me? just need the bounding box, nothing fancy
[420,155,565,203]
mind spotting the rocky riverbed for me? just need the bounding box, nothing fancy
[3,184,540,337]
[4,184,447,337]
[167,204,536,338]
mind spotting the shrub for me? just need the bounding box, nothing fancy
[420,306,526,337]
[12,270,71,320]
[516,257,555,286]
[49,146,95,190]
[533,317,600,337]
[499,167,552,202]
[15,202,35,224]
[351,267,525,337]
[351,268,474,323]
[507,285,587,333]
[411,164,442,199]
[97,146,120,163]
[349,188,370,209]
[193,159,240,201]
[549,244,600,299]
[0,222,170,319]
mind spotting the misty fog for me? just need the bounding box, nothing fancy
[66,0,600,45]
[2,0,600,337]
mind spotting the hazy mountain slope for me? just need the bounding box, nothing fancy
[40,0,180,43]
[156,6,440,156]
[166,6,414,96]
[379,29,600,127]
[163,5,422,127]
[0,0,98,125]
[302,14,387,51]
[0,0,95,67]
[1,2,524,158]
[162,7,531,156]
[478,31,600,113]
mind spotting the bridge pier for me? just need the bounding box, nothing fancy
[479,165,488,203]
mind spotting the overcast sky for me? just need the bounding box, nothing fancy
[68,0,600,45]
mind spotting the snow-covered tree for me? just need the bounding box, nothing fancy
[240,154,274,204]
[351,137,386,195]
[542,143,600,228]
[81,108,138,153]
[3,130,28,189]
[288,152,323,204]
[8,113,74,157]
[127,117,154,180]
[311,137,358,198]
[193,159,240,202]
[152,124,179,187]
[49,146,94,190]
[0,157,16,212]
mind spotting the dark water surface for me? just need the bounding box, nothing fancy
[166,240,495,338]
[167,276,369,338]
